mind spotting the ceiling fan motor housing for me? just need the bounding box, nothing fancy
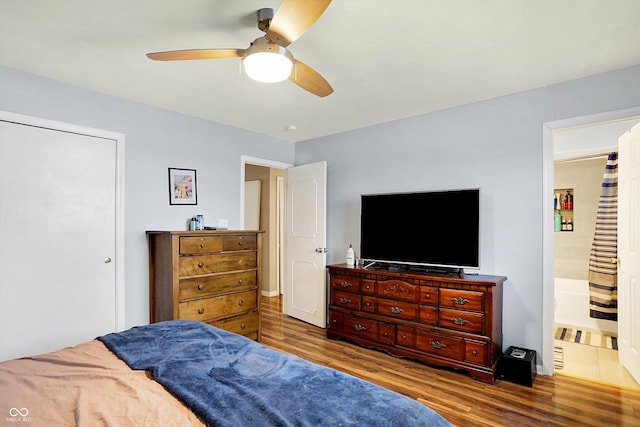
[257,8,274,32]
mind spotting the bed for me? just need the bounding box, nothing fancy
[0,320,451,426]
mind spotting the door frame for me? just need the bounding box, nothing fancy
[541,106,640,376]
[0,110,126,331]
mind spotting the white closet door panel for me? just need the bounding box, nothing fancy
[0,120,117,361]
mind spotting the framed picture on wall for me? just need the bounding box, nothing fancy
[168,168,197,205]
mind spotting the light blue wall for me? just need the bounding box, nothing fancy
[0,65,295,328]
[296,65,640,364]
[3,63,640,372]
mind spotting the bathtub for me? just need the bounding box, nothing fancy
[554,278,617,334]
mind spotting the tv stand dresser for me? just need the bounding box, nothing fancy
[327,264,506,383]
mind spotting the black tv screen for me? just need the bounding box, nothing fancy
[360,189,480,270]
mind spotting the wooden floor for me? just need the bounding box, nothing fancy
[260,296,640,427]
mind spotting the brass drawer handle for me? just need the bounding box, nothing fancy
[339,297,351,304]
[197,308,204,315]
[339,281,351,288]
[197,284,204,290]
[238,300,244,306]
[451,297,470,305]
[424,294,431,299]
[472,350,478,356]
[198,262,204,268]
[200,243,205,248]
[353,324,366,331]
[238,279,243,284]
[238,241,244,246]
[452,317,469,326]
[240,322,246,329]
[390,306,404,314]
[430,340,446,349]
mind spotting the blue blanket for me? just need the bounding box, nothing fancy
[98,320,451,427]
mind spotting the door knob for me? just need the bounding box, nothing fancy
[315,247,327,253]
[610,257,620,265]
[104,257,112,263]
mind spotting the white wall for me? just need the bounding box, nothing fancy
[296,64,640,373]
[0,65,295,328]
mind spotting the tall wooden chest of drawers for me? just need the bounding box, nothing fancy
[147,230,263,341]
[327,264,506,383]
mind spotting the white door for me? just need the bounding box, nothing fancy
[618,122,640,383]
[283,162,327,327]
[0,114,124,361]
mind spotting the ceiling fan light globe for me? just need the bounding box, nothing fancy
[244,51,293,83]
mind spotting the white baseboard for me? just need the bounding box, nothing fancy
[261,290,279,297]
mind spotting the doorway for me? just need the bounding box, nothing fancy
[240,156,291,298]
[542,107,640,388]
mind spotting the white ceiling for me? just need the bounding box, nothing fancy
[1,1,640,142]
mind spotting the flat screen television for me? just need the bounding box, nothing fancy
[360,188,480,271]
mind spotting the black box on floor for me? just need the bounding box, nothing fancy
[498,346,536,387]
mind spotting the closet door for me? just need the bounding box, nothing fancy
[0,113,124,361]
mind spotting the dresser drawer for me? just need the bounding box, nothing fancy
[178,290,257,321]
[343,315,394,345]
[415,330,464,359]
[179,252,257,276]
[419,286,439,306]
[396,325,416,348]
[328,310,344,331]
[180,236,222,254]
[465,339,488,365]
[209,311,259,335]
[330,275,360,293]
[332,290,360,311]
[361,279,375,295]
[377,280,417,302]
[362,296,376,313]
[222,234,257,251]
[439,288,484,312]
[439,308,484,334]
[376,298,418,321]
[419,305,437,324]
[179,271,256,300]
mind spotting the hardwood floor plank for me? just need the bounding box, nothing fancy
[260,296,640,426]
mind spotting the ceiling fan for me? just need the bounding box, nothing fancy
[146,0,334,97]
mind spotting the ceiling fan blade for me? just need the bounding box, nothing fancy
[266,0,332,47]
[289,59,333,97]
[146,49,245,61]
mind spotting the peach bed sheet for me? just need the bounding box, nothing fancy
[0,340,205,426]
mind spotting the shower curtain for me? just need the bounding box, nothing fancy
[588,152,618,321]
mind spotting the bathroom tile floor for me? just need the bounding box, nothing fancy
[554,338,640,390]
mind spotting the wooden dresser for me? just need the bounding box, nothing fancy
[147,230,263,341]
[327,264,506,383]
